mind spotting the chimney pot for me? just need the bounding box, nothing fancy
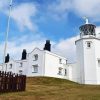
[21,49,27,60]
[5,53,10,63]
[44,40,51,51]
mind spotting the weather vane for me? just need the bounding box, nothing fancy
[83,17,89,24]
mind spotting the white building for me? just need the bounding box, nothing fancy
[75,21,100,85]
[1,41,72,80]
[1,20,100,85]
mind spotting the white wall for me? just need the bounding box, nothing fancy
[76,38,98,84]
[83,39,97,84]
[16,60,28,75]
[3,59,16,73]
[44,51,68,79]
[2,59,28,75]
[94,39,100,84]
[0,64,3,71]
[75,39,84,83]
[27,48,45,77]
[68,63,79,83]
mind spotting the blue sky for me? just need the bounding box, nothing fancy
[0,0,100,63]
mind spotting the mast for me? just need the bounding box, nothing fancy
[3,0,13,69]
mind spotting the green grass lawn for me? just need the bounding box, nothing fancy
[0,77,100,100]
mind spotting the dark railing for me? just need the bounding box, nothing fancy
[0,71,26,93]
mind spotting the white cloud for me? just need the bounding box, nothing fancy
[0,1,38,31]
[1,0,100,25]
[11,3,38,31]
[73,0,100,20]
[48,0,71,20]
[51,0,71,13]
[48,0,100,21]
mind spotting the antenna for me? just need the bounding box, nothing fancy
[3,0,13,70]
[83,17,89,24]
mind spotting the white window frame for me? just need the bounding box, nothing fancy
[64,69,67,76]
[59,59,62,64]
[32,65,38,73]
[86,41,92,48]
[19,70,23,75]
[9,64,12,69]
[58,67,62,75]
[19,62,23,67]
[33,54,38,61]
[98,60,100,67]
[66,60,67,65]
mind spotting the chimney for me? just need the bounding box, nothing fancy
[5,53,10,63]
[44,40,51,51]
[21,49,27,60]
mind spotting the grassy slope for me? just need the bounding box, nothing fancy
[0,77,100,100]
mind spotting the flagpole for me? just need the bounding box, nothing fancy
[3,0,13,70]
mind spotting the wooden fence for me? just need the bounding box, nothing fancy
[0,71,26,93]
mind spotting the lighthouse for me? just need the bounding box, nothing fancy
[75,18,100,84]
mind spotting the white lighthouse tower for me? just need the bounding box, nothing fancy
[75,18,100,84]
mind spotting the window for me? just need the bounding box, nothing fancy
[66,60,67,65]
[65,69,67,76]
[32,65,38,73]
[33,54,38,61]
[19,70,23,75]
[19,62,23,67]
[6,64,7,71]
[59,59,62,64]
[9,64,12,69]
[87,42,91,47]
[98,60,100,67]
[58,67,62,75]
[87,42,91,48]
